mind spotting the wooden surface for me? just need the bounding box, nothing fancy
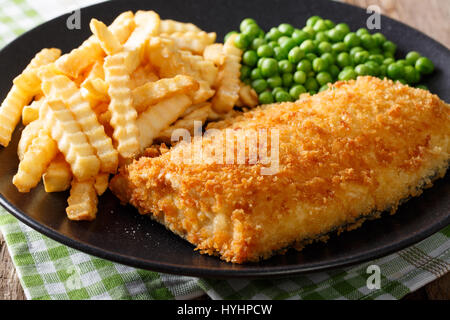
[1,0,449,300]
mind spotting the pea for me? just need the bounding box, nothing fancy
[278,23,295,36]
[415,57,434,75]
[350,46,364,56]
[257,58,265,69]
[365,61,379,76]
[234,33,250,50]
[243,24,261,41]
[313,19,328,32]
[368,54,384,65]
[266,27,283,41]
[252,79,268,93]
[224,31,238,43]
[278,60,294,73]
[383,58,395,65]
[406,51,421,65]
[329,64,340,79]
[353,51,369,64]
[387,62,405,79]
[321,52,335,66]
[275,90,292,102]
[302,26,316,38]
[383,41,397,54]
[251,38,266,50]
[356,28,369,37]
[316,71,332,86]
[272,87,284,96]
[337,52,352,68]
[290,85,307,100]
[327,28,346,42]
[273,46,289,60]
[416,84,429,90]
[360,34,376,50]
[306,16,321,27]
[335,23,350,35]
[292,30,310,44]
[315,31,329,42]
[282,73,293,87]
[297,59,312,73]
[319,84,330,92]
[288,47,305,64]
[306,53,318,61]
[332,42,347,53]
[324,19,335,29]
[355,64,371,76]
[268,41,279,49]
[240,18,257,32]
[240,65,251,80]
[305,77,319,92]
[258,91,274,104]
[278,36,290,46]
[281,38,298,53]
[312,58,329,72]
[243,50,258,67]
[250,68,263,80]
[300,39,316,53]
[257,45,274,58]
[261,58,279,77]
[404,65,418,84]
[318,41,333,54]
[372,33,386,47]
[338,68,357,81]
[267,75,283,88]
[396,59,407,66]
[293,70,307,84]
[378,65,387,78]
[344,32,361,48]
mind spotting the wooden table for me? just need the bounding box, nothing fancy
[1,0,449,300]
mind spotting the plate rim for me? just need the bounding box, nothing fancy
[0,0,449,278]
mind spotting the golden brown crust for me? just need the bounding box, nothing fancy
[111,77,450,263]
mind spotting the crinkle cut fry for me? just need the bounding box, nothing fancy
[0,48,61,147]
[66,179,98,221]
[41,99,100,181]
[159,19,202,34]
[17,119,43,161]
[41,73,118,173]
[162,31,216,55]
[43,153,72,193]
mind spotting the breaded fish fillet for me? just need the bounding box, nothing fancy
[111,77,450,263]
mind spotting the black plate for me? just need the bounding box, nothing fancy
[0,0,449,278]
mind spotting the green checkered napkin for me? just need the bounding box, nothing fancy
[1,0,449,300]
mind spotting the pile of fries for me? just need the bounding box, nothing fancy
[0,10,258,221]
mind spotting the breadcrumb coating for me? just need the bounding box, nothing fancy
[111,77,450,263]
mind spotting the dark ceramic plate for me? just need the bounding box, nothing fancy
[0,0,449,278]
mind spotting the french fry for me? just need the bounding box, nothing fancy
[80,62,109,105]
[66,179,98,221]
[130,64,158,89]
[0,48,61,147]
[104,52,140,158]
[42,73,118,173]
[43,153,72,192]
[17,119,43,161]
[22,98,43,125]
[89,19,122,55]
[239,83,259,108]
[159,19,202,34]
[94,173,109,195]
[137,94,192,150]
[211,34,242,113]
[124,10,160,56]
[12,132,58,192]
[203,43,226,66]
[55,11,136,78]
[41,100,100,181]
[162,31,216,55]
[132,75,199,113]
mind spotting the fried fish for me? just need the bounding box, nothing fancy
[110,76,450,263]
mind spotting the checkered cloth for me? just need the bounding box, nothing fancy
[0,0,449,300]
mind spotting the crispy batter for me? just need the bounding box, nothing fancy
[118,76,450,262]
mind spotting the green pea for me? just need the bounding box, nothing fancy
[251,38,267,50]
[250,68,263,80]
[372,33,386,47]
[273,46,289,60]
[292,30,310,44]
[267,75,283,88]
[258,91,274,104]
[350,46,364,56]
[240,65,251,80]
[257,45,274,58]
[257,58,265,69]
[405,51,421,65]
[278,23,295,36]
[278,36,290,46]
[315,31,329,42]
[321,52,335,66]
[360,34,376,50]
[281,39,298,53]
[224,31,238,43]
[252,79,268,93]
[261,58,279,77]
[302,26,316,38]
[305,77,319,92]
[383,58,395,65]
[387,62,405,79]
[288,47,305,64]
[338,68,357,81]
[384,52,395,59]
[353,51,370,64]
[327,28,346,42]
[318,41,333,54]
[297,59,312,73]
[306,53,318,61]
[290,85,307,100]
[240,18,257,32]
[396,59,407,66]
[415,57,434,75]
[312,58,329,72]
[378,65,387,78]
[319,84,330,92]
[243,50,258,67]
[365,61,380,76]
[243,24,261,41]
[329,64,340,79]
[300,39,316,53]
[332,42,347,53]
[272,86,284,95]
[306,16,321,27]
[383,41,397,54]
[266,27,283,41]
[368,54,384,65]
[234,33,250,50]
[356,28,369,37]
[313,19,328,32]
[293,70,307,84]
[282,73,293,87]
[275,90,292,102]
[324,19,335,29]
[404,65,418,84]
[335,23,350,35]
[344,32,361,48]
[316,71,332,86]
[416,84,429,90]
[355,64,371,76]
[337,52,352,68]
[267,41,279,49]
[279,60,294,73]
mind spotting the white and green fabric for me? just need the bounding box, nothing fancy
[0,0,449,300]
